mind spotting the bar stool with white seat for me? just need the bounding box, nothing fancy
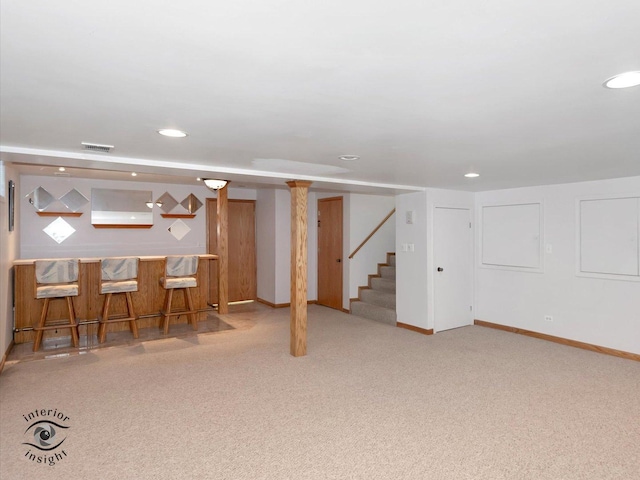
[33,259,80,352]
[160,255,199,334]
[98,257,139,343]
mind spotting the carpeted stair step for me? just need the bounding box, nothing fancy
[387,254,395,266]
[360,288,396,309]
[350,301,397,326]
[370,276,396,293]
[379,265,396,279]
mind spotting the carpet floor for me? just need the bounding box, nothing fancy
[1,303,639,479]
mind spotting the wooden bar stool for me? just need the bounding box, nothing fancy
[33,259,80,352]
[98,257,139,343]
[160,255,199,334]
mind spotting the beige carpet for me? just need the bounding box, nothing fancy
[1,304,639,479]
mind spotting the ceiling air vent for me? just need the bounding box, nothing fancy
[81,142,114,153]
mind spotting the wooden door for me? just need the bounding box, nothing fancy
[317,197,343,310]
[207,199,256,304]
[434,207,473,332]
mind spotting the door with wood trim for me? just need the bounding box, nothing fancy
[317,197,343,310]
[434,207,473,332]
[207,199,256,304]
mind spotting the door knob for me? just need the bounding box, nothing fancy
[337,259,342,263]
[437,267,443,272]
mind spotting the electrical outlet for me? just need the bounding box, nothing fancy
[544,315,553,322]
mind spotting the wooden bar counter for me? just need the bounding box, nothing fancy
[13,255,218,344]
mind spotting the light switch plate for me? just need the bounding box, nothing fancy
[406,210,415,224]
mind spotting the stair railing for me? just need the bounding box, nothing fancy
[348,209,396,259]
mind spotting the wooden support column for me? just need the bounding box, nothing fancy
[286,180,312,357]
[217,184,229,314]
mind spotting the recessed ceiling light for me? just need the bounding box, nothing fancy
[603,71,640,89]
[464,172,480,178]
[58,167,66,172]
[131,172,137,177]
[339,155,360,161]
[196,177,202,181]
[157,129,188,138]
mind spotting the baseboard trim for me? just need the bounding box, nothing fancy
[397,322,433,336]
[0,340,15,375]
[256,298,317,309]
[474,319,640,362]
[342,308,350,314]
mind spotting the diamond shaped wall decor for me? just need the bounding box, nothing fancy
[168,219,191,241]
[43,217,76,244]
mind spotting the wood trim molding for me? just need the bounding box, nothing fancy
[0,340,15,375]
[474,319,640,362]
[257,298,317,309]
[397,322,434,336]
[160,213,196,219]
[36,212,83,217]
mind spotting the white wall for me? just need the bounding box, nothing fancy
[255,187,318,305]
[475,176,640,355]
[19,175,255,259]
[274,189,292,304]
[256,189,276,302]
[395,191,428,328]
[0,163,19,357]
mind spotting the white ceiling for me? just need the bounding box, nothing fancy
[1,0,639,193]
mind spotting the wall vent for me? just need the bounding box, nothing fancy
[54,172,71,177]
[81,142,114,153]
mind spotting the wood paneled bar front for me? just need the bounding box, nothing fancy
[13,255,218,344]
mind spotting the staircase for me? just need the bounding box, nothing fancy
[350,252,396,326]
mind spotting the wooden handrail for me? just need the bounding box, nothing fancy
[348,209,395,259]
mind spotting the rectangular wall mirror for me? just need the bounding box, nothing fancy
[91,188,153,228]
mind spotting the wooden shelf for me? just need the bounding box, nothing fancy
[161,213,196,219]
[36,212,83,217]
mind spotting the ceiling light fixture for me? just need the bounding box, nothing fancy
[464,173,480,178]
[339,155,360,161]
[157,129,188,138]
[203,179,228,190]
[58,167,66,172]
[131,172,137,177]
[603,71,640,89]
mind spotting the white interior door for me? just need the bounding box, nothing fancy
[434,207,473,332]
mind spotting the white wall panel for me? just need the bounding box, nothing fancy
[579,197,638,276]
[481,203,542,270]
